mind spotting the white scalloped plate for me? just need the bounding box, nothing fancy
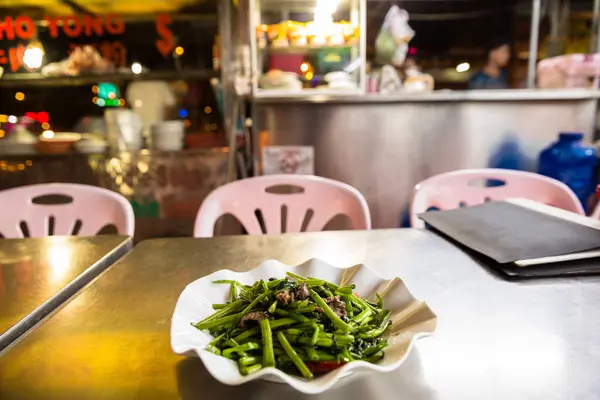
[170,258,437,394]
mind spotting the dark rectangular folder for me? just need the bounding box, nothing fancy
[419,200,600,279]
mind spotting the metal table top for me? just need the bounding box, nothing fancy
[1,229,599,400]
[0,235,132,352]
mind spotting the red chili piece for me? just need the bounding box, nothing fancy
[305,361,347,374]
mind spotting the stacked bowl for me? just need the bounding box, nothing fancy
[151,121,185,151]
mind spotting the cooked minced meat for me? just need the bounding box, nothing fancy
[238,311,268,329]
[276,289,294,305]
[324,295,348,317]
[294,282,309,300]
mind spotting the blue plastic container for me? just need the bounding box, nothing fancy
[538,132,597,211]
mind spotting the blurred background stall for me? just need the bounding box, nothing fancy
[2,0,600,234]
[0,0,231,239]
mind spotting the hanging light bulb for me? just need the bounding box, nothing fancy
[131,62,142,75]
[23,40,45,70]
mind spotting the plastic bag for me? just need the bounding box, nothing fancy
[375,6,414,66]
[379,65,402,94]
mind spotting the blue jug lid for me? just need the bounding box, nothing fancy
[559,132,584,140]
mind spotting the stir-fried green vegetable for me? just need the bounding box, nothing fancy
[192,272,391,379]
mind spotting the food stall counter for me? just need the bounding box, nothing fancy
[252,89,600,228]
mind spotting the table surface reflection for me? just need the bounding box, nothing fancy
[0,235,132,352]
[0,229,599,400]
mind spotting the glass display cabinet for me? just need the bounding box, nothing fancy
[249,0,366,97]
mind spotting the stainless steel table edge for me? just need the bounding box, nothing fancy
[0,235,133,355]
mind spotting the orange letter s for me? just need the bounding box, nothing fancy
[155,14,174,58]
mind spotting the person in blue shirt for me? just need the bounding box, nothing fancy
[468,38,511,90]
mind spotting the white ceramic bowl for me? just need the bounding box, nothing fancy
[153,142,183,151]
[152,137,183,144]
[171,258,437,394]
[151,121,185,137]
[152,137,183,151]
[74,139,108,154]
[152,132,184,141]
[47,132,82,142]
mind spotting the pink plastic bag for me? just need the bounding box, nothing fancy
[537,54,600,88]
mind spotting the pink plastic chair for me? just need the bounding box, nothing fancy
[410,169,584,228]
[0,183,135,238]
[194,175,371,237]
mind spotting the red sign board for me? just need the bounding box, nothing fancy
[0,13,175,72]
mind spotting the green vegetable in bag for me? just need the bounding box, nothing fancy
[375,29,396,66]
